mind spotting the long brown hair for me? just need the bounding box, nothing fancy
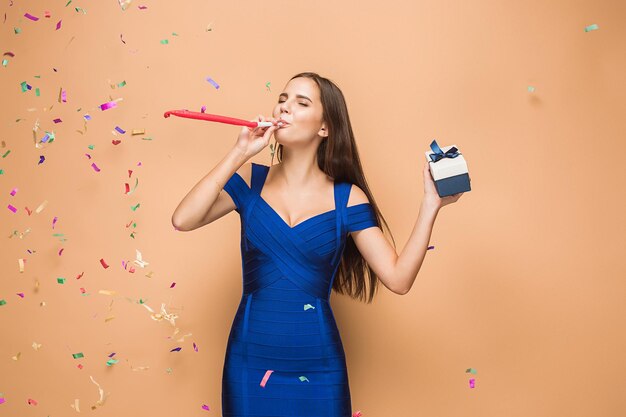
[271,72,397,303]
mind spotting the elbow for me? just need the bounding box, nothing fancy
[171,216,188,232]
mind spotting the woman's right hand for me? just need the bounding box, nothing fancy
[234,114,279,160]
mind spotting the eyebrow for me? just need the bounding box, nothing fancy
[278,93,312,103]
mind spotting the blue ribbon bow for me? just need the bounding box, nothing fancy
[428,139,460,162]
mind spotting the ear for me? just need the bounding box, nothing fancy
[319,123,328,137]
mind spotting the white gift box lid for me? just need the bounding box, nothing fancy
[424,144,468,181]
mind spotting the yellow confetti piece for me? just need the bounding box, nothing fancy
[32,342,42,351]
[35,200,48,214]
[131,129,145,135]
[12,352,21,361]
[70,398,80,412]
[18,258,25,273]
[89,375,108,409]
[133,249,149,268]
[98,290,116,296]
[104,315,115,322]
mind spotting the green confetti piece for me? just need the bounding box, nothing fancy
[172,32,178,36]
[2,59,8,67]
[131,203,140,211]
[117,80,127,88]
[299,376,309,382]
[0,169,4,175]
[584,23,599,32]
[34,75,41,78]
[141,137,153,141]
[527,86,535,93]
[88,144,94,150]
[106,358,119,366]
[465,368,477,374]
[57,277,66,284]
[14,27,21,34]
[160,39,169,45]
[65,0,72,6]
[21,82,29,92]
[0,299,6,306]
[303,304,315,310]
[75,7,87,14]
[2,150,10,158]
[72,352,84,359]
[35,88,40,96]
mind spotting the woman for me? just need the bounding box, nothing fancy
[171,72,463,416]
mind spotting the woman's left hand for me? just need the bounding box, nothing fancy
[422,161,464,210]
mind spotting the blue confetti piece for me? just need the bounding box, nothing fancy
[206,77,220,89]
[115,126,126,134]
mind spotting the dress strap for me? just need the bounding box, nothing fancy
[242,163,270,252]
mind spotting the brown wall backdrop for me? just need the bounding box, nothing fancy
[1,0,625,416]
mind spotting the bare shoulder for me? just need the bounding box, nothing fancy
[347,184,370,207]
[234,162,253,189]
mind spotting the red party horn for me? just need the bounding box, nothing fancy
[164,109,274,127]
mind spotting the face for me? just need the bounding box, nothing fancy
[272,77,328,145]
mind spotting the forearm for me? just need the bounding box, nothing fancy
[394,201,440,294]
[171,147,247,231]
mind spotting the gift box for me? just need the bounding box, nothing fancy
[425,139,471,197]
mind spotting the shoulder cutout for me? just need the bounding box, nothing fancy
[347,184,370,207]
[235,162,253,189]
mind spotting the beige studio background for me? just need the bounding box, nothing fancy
[1,0,625,416]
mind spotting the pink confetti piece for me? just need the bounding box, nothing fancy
[260,370,274,387]
[52,216,58,228]
[53,118,62,123]
[56,20,62,30]
[201,404,209,411]
[61,89,67,102]
[170,347,182,352]
[8,204,17,213]
[17,292,24,298]
[80,287,86,294]
[77,364,83,369]
[10,187,17,196]
[44,11,51,18]
[100,258,109,269]
[200,105,206,113]
[469,378,475,388]
[193,342,198,352]
[24,13,39,21]
[91,162,101,172]
[170,282,176,288]
[27,398,38,405]
[100,101,117,111]
[0,397,5,404]
[352,412,363,417]
[58,248,64,256]
[3,52,15,57]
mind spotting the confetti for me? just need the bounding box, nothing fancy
[7,204,16,213]
[17,292,24,298]
[24,13,39,21]
[527,86,535,93]
[584,23,599,32]
[70,399,80,412]
[170,347,182,352]
[260,370,274,387]
[465,367,477,374]
[299,376,309,382]
[12,352,21,360]
[206,77,220,89]
[38,155,45,164]
[353,412,363,417]
[100,258,109,269]
[89,375,108,409]
[32,342,42,350]
[99,101,117,111]
[427,245,435,250]
[469,378,475,388]
[27,398,38,405]
[202,404,210,411]
[193,342,198,352]
[91,162,101,172]
[131,202,140,211]
[133,249,149,267]
[98,290,116,296]
[35,200,48,214]
[0,299,6,306]
[304,304,315,310]
[56,20,62,30]
[106,358,118,366]
[57,277,66,284]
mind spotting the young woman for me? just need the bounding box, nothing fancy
[172,72,463,416]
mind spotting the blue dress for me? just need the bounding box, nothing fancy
[221,162,378,417]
